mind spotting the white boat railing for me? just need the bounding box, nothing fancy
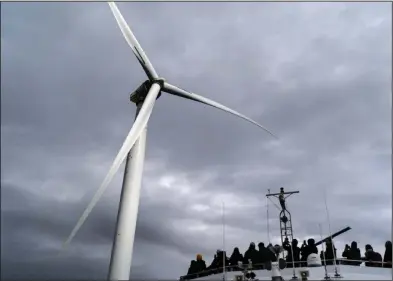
[180,258,392,280]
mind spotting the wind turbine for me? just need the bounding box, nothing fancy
[63,2,277,280]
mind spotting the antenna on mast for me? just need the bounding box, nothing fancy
[266,187,299,259]
[323,190,342,278]
[222,201,226,281]
[266,189,271,244]
[318,223,331,281]
[288,238,298,280]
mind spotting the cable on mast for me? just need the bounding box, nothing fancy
[324,190,342,278]
[222,201,226,281]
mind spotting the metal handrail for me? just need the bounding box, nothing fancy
[180,258,392,280]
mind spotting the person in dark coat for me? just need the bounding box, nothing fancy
[207,252,221,273]
[383,241,392,268]
[323,238,337,265]
[363,244,383,267]
[195,254,207,273]
[342,241,362,266]
[210,250,229,272]
[301,239,317,257]
[283,238,301,267]
[187,260,197,276]
[308,239,318,254]
[266,243,280,262]
[254,242,268,269]
[229,247,244,271]
[300,240,308,266]
[300,239,318,266]
[243,242,259,266]
[262,242,278,263]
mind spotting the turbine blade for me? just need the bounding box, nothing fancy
[108,2,158,80]
[62,83,161,250]
[163,82,278,139]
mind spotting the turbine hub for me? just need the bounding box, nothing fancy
[130,78,165,104]
[153,77,166,88]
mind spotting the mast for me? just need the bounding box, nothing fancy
[266,187,299,257]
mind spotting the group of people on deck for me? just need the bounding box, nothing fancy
[184,239,392,279]
[185,188,392,279]
[283,238,392,268]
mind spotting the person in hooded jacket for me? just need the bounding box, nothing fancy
[300,239,318,266]
[383,241,392,268]
[243,242,259,267]
[300,240,307,267]
[363,244,383,267]
[229,247,244,271]
[254,242,268,269]
[207,252,219,273]
[283,238,301,268]
[342,241,362,266]
[208,250,230,273]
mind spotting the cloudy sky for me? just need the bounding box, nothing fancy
[1,1,391,280]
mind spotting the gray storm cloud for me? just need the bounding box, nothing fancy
[1,2,391,280]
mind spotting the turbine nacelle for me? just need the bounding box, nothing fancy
[130,78,166,104]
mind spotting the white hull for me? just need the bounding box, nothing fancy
[193,265,392,280]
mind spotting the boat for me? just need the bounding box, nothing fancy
[180,188,392,280]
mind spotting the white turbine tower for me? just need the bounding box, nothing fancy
[63,2,278,280]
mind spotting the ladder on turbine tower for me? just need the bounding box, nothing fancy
[266,187,299,248]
